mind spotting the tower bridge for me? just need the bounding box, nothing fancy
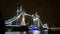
[5,5,48,29]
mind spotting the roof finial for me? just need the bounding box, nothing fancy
[20,5,23,11]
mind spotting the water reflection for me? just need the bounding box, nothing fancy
[5,29,48,34]
[5,29,60,34]
[40,29,48,34]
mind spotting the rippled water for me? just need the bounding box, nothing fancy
[5,29,60,34]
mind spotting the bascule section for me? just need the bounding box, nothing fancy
[5,5,48,33]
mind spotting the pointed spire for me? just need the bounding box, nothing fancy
[35,12,37,14]
[35,12,38,17]
[20,5,23,11]
[17,5,23,15]
[17,7,20,15]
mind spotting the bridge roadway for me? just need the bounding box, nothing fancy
[5,25,60,31]
[5,25,40,30]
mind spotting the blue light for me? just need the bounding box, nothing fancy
[17,22,20,25]
[32,25,38,30]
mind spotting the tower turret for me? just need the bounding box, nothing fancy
[21,11,26,26]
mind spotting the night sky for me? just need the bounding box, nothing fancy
[0,0,60,26]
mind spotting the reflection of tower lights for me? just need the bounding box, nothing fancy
[32,25,40,34]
